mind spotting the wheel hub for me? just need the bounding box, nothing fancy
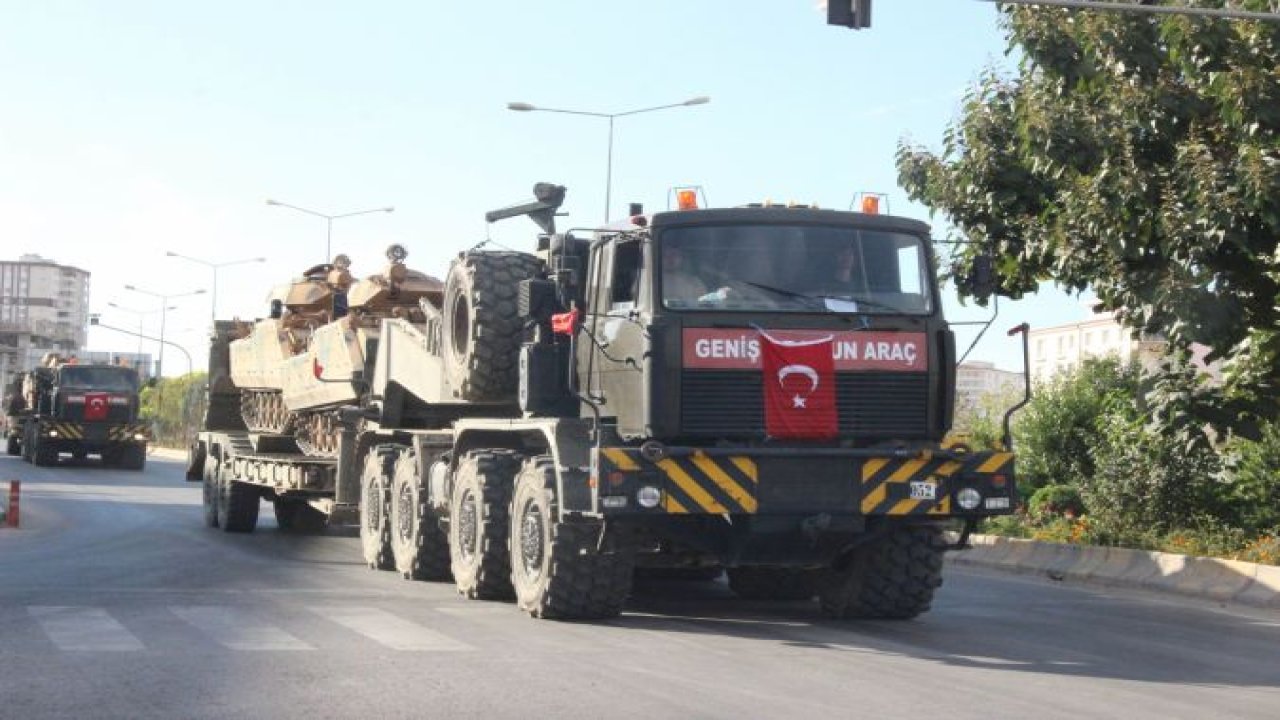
[457,490,478,560]
[519,500,545,578]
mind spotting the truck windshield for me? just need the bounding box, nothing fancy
[58,367,139,392]
[660,224,934,314]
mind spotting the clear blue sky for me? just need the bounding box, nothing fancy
[0,0,1088,375]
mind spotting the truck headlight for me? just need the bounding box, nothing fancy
[956,487,983,511]
[636,486,663,509]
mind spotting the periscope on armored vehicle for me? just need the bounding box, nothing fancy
[187,184,1023,621]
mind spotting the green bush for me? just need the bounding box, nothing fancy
[1028,484,1085,521]
[1220,420,1280,534]
[1084,412,1224,544]
[1012,357,1141,491]
[140,373,207,449]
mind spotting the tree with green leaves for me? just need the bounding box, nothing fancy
[897,3,1279,435]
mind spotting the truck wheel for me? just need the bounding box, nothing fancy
[390,448,451,581]
[33,441,57,467]
[441,251,542,402]
[5,435,18,456]
[726,566,820,601]
[449,449,520,600]
[819,525,946,620]
[202,458,220,528]
[123,445,146,471]
[274,499,328,533]
[218,464,261,533]
[359,447,396,570]
[510,456,635,619]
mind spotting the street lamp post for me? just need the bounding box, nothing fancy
[165,252,266,325]
[123,285,206,379]
[265,200,395,262]
[507,96,710,222]
[107,301,173,371]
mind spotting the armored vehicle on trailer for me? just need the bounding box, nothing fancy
[189,183,1020,621]
[15,356,148,469]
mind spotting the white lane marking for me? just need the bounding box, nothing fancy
[169,606,313,651]
[308,606,472,651]
[29,606,145,652]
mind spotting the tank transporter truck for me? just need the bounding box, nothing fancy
[188,183,1020,620]
[10,355,148,468]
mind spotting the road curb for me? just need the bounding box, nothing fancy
[948,534,1280,610]
[148,446,187,461]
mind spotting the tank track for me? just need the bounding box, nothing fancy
[239,390,296,435]
[293,409,342,458]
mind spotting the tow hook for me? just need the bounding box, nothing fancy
[948,518,978,551]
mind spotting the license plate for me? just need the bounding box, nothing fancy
[909,481,937,500]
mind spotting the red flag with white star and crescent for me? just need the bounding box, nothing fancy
[758,330,837,440]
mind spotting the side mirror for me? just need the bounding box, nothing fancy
[969,254,996,299]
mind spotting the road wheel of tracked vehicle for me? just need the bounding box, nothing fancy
[726,566,821,601]
[6,435,18,456]
[449,449,520,600]
[274,498,328,533]
[202,457,220,528]
[218,463,261,533]
[441,251,543,402]
[510,456,635,619]
[819,524,946,620]
[359,447,396,570]
[390,448,452,581]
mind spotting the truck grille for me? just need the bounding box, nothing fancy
[680,370,929,439]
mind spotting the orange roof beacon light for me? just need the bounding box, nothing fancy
[852,191,889,215]
[676,188,699,211]
[668,185,706,211]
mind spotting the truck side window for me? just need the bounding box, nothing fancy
[610,240,642,308]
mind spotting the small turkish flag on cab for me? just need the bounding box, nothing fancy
[758,330,838,440]
[84,392,110,421]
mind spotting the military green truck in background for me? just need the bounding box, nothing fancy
[9,357,149,469]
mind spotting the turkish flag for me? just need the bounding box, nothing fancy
[759,330,838,440]
[84,392,110,421]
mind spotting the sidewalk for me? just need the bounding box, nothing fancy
[949,534,1280,610]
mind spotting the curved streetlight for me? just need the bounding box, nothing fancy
[265,199,394,262]
[107,301,174,375]
[507,96,710,222]
[123,285,206,379]
[165,252,266,324]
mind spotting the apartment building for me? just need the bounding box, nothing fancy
[0,254,92,391]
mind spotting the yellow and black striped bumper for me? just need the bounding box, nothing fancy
[595,447,1015,517]
[38,422,150,443]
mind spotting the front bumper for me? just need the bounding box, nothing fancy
[36,421,150,447]
[593,445,1016,518]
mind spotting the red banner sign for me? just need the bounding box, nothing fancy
[682,329,927,371]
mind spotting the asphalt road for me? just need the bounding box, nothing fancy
[1,452,1278,720]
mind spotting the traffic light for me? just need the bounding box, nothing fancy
[828,0,872,29]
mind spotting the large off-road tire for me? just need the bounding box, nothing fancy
[33,440,57,467]
[202,458,220,528]
[122,445,146,471]
[274,498,328,533]
[441,251,543,402]
[359,446,396,570]
[6,435,19,456]
[727,566,821,601]
[390,448,451,581]
[819,525,946,620]
[218,464,261,533]
[510,456,635,619]
[449,449,521,600]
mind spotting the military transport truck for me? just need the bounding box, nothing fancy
[4,375,27,456]
[188,183,1020,621]
[16,357,149,469]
